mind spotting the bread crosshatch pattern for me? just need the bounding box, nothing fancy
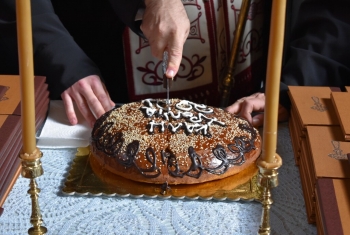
[90,99,261,185]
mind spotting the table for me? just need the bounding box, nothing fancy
[0,122,317,235]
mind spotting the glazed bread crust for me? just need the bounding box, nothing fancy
[90,99,261,185]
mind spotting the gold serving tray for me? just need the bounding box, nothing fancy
[62,147,262,202]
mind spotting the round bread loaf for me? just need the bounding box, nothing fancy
[90,98,261,185]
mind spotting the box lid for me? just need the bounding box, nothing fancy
[0,75,47,115]
[307,126,350,179]
[331,92,350,141]
[288,86,340,126]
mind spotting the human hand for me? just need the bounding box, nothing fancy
[225,92,289,127]
[61,75,115,127]
[141,0,190,78]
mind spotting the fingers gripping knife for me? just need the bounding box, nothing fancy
[162,51,172,106]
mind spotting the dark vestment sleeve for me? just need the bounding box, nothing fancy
[107,0,145,37]
[279,0,350,110]
[0,0,101,99]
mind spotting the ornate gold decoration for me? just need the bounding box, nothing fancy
[328,140,347,160]
[19,148,47,235]
[219,0,251,107]
[311,96,327,112]
[0,85,9,101]
[257,154,282,235]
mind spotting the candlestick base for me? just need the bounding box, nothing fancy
[256,154,282,235]
[20,148,47,235]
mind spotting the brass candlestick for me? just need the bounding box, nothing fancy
[257,154,282,235]
[20,148,47,235]
[16,0,47,233]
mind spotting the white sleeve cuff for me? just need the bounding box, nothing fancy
[135,8,145,21]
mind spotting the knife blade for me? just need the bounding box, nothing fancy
[162,51,171,106]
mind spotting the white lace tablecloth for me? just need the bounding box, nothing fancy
[0,122,317,235]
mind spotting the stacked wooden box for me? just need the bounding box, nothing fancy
[288,86,350,235]
[0,75,49,216]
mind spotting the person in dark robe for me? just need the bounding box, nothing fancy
[0,0,190,127]
[226,0,350,127]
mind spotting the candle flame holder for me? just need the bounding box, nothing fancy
[19,148,47,235]
[257,154,282,235]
